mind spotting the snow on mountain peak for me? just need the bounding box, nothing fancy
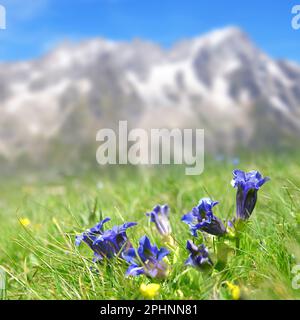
[0,26,300,159]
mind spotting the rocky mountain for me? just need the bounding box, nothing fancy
[0,26,300,164]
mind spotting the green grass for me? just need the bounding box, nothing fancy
[1,155,300,300]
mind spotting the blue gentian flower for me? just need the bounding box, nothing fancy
[231,170,270,220]
[182,198,227,237]
[76,218,137,262]
[75,217,110,247]
[185,240,213,269]
[122,235,170,278]
[147,204,172,236]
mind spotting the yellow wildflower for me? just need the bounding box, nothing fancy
[225,281,240,300]
[140,283,160,299]
[19,218,31,227]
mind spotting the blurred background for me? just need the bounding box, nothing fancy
[0,0,300,177]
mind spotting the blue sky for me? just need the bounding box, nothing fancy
[0,0,299,62]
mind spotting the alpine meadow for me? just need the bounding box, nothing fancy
[1,153,300,300]
[1,0,300,302]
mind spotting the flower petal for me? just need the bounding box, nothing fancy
[157,247,170,261]
[126,264,145,277]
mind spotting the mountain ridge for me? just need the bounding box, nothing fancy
[0,26,300,162]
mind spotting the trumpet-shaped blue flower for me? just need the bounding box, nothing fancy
[122,235,170,278]
[231,169,270,220]
[75,217,110,248]
[182,198,227,237]
[147,204,172,236]
[76,218,137,262]
[185,240,213,269]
